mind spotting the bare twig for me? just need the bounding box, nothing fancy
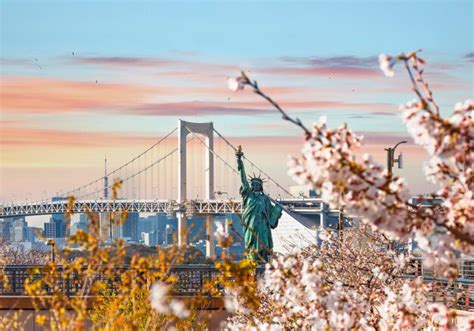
[239,72,312,139]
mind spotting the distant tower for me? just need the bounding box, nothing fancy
[104,156,109,199]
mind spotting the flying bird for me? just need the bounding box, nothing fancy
[34,58,42,69]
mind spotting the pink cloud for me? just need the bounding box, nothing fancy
[73,56,179,67]
[71,56,241,73]
[259,66,379,78]
[2,75,398,117]
[1,127,161,147]
[0,76,157,113]
[1,126,416,150]
[129,100,396,116]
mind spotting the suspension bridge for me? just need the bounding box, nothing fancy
[1,120,337,258]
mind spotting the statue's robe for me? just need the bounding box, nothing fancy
[239,177,283,262]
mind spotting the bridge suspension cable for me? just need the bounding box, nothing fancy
[212,127,295,198]
[74,146,177,199]
[74,134,195,200]
[23,122,294,204]
[54,127,178,200]
[183,125,295,198]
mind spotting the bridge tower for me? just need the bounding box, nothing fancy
[177,120,215,259]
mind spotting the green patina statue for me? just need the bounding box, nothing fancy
[236,145,283,263]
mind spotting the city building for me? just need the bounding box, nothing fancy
[289,185,318,198]
[122,212,139,242]
[43,221,56,239]
[142,230,160,246]
[164,224,175,246]
[4,217,41,251]
[71,214,89,235]
[0,218,13,242]
[138,214,170,235]
[138,213,178,245]
[187,216,205,242]
[138,215,155,234]
[51,197,68,236]
[271,206,346,254]
[12,218,28,242]
[99,212,122,242]
[43,217,67,239]
[190,239,206,255]
[25,227,38,243]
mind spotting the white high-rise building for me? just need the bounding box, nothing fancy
[99,213,122,242]
[12,218,27,242]
[142,230,160,246]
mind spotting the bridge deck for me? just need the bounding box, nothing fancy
[0,198,330,217]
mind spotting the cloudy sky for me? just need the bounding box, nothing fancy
[1,0,473,203]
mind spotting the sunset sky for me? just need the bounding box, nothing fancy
[1,1,473,204]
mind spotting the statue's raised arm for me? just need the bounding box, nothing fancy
[236,145,249,192]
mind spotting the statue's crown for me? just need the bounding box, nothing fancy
[249,173,265,184]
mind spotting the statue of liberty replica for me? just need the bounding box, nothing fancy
[236,145,283,263]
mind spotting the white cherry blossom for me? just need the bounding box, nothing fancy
[150,281,170,314]
[150,281,189,318]
[227,76,246,92]
[225,51,472,330]
[378,54,397,77]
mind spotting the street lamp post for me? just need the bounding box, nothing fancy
[385,141,407,176]
[338,207,345,240]
[46,239,56,263]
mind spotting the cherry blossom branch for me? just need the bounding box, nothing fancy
[411,56,440,116]
[228,51,473,274]
[228,72,312,138]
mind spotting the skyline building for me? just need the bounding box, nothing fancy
[12,218,27,242]
[122,212,139,242]
[43,221,56,239]
[2,211,245,257]
[0,219,13,242]
[43,217,67,239]
[99,212,123,242]
[71,215,89,235]
[50,197,68,237]
[164,224,174,246]
[142,230,160,246]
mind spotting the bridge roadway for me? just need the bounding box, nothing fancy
[0,198,330,218]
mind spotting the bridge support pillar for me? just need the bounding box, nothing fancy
[177,212,187,247]
[317,202,327,245]
[206,215,215,259]
[177,119,215,249]
[320,202,326,229]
